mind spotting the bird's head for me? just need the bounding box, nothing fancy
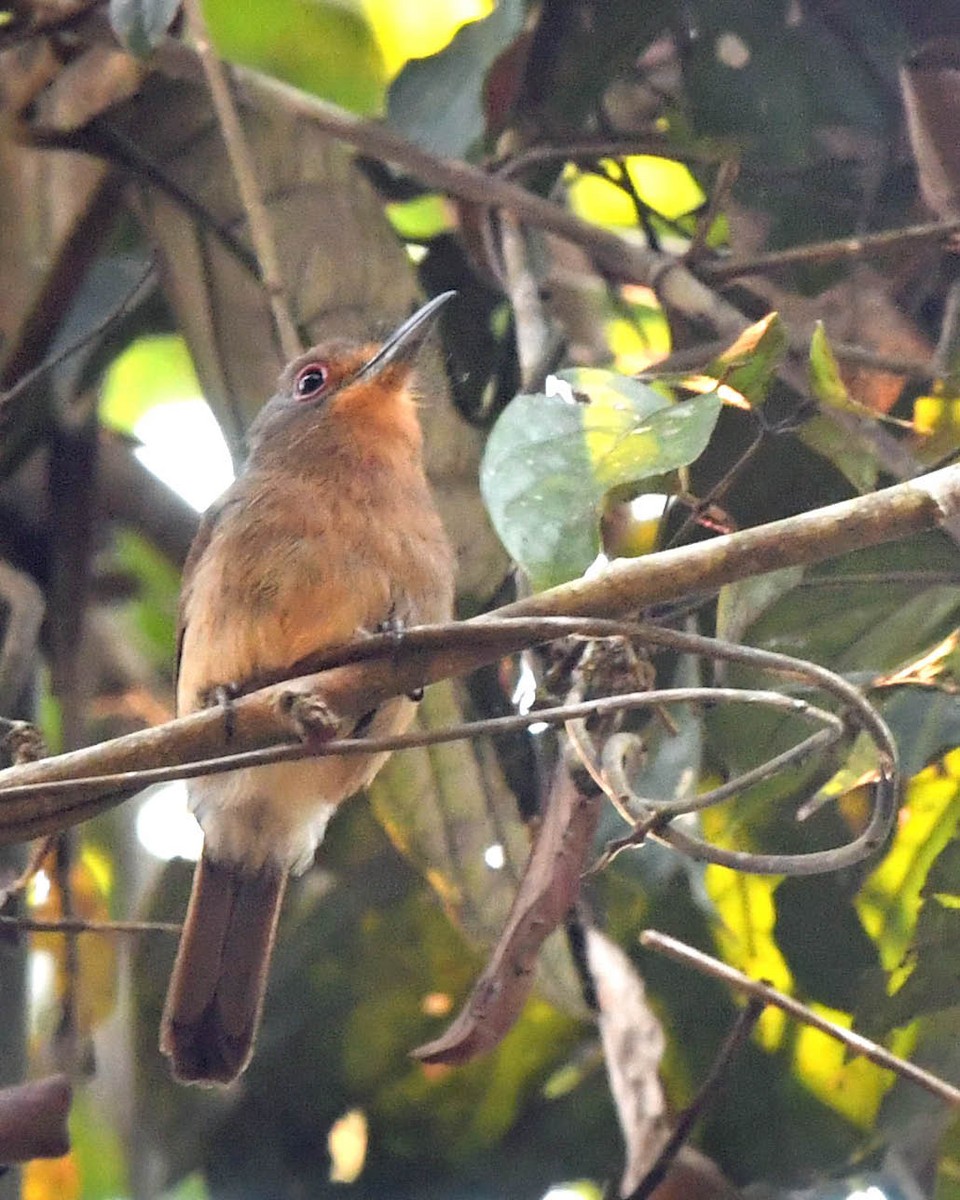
[246,291,454,464]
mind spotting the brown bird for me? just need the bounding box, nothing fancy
[160,293,456,1085]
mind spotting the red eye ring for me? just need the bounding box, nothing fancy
[294,362,329,400]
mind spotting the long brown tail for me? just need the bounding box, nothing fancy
[160,853,287,1085]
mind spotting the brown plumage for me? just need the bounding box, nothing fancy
[160,295,457,1084]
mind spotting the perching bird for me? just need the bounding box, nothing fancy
[160,293,456,1085]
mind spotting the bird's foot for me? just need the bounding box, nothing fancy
[280,692,339,748]
[0,719,46,764]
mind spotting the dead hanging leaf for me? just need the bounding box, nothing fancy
[0,1073,72,1164]
[586,927,669,1196]
[371,680,591,1023]
[412,759,601,1065]
[901,40,960,221]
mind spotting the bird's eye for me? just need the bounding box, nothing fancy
[294,363,329,400]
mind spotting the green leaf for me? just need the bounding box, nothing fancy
[70,1085,130,1198]
[204,0,386,115]
[706,312,788,406]
[385,194,455,241]
[880,687,960,780]
[808,321,851,409]
[716,566,805,646]
[867,832,960,1035]
[795,414,879,494]
[387,0,525,156]
[109,0,179,56]
[775,876,881,1011]
[480,368,721,589]
[706,536,960,843]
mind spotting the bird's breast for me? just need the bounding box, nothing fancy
[177,466,453,716]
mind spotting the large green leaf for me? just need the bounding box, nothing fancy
[480,368,721,590]
[204,0,387,114]
[866,834,960,1036]
[387,0,525,156]
[705,536,960,857]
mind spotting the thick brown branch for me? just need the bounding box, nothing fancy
[489,464,960,620]
[0,465,955,840]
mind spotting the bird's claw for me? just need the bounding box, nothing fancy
[280,692,339,746]
[0,720,46,765]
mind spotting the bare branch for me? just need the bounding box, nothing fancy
[622,998,765,1200]
[0,615,899,877]
[0,915,180,936]
[685,158,740,265]
[185,0,301,360]
[488,464,960,621]
[0,685,842,801]
[0,463,956,847]
[145,43,748,340]
[698,218,960,282]
[640,930,960,1107]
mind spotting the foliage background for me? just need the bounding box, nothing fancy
[4,1,960,1198]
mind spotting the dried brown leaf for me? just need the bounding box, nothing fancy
[586,927,668,1196]
[412,759,600,1064]
[902,40,960,222]
[369,680,587,1017]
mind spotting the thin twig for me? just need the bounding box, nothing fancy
[54,835,80,1069]
[149,52,744,339]
[0,459,957,843]
[622,998,766,1200]
[494,138,730,178]
[186,0,301,360]
[0,915,180,936]
[649,337,933,383]
[574,677,890,878]
[640,930,960,1106]
[685,158,740,264]
[500,212,554,389]
[0,257,157,412]
[831,341,933,382]
[698,218,960,282]
[603,724,844,820]
[0,686,842,800]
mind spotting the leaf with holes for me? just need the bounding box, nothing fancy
[480,368,721,590]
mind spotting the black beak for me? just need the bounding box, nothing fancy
[355,291,456,381]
